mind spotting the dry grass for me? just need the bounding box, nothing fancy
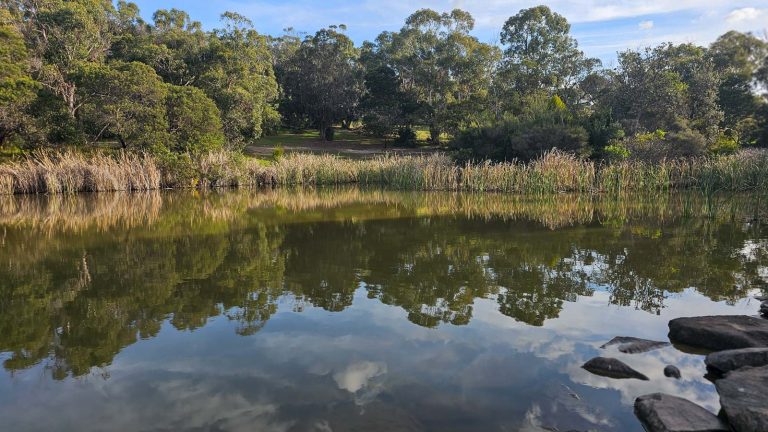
[1,148,767,195]
[0,151,161,194]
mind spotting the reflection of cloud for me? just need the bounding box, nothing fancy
[567,345,720,412]
[333,361,387,393]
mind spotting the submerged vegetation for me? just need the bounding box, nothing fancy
[2,149,768,195]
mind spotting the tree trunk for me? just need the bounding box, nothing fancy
[430,127,441,144]
[118,135,127,149]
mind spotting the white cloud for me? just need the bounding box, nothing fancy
[726,7,768,23]
[638,20,654,30]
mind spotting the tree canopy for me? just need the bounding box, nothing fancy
[0,2,766,161]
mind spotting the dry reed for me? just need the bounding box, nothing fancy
[1,148,767,195]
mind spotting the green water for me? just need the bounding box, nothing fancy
[0,189,766,431]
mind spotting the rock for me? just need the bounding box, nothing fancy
[582,357,649,380]
[600,336,670,354]
[663,365,681,379]
[634,393,728,432]
[705,348,768,376]
[668,315,768,351]
[715,365,768,432]
[755,295,767,301]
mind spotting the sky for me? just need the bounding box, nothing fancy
[130,0,768,64]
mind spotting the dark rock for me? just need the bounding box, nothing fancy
[663,365,681,379]
[755,295,767,301]
[705,348,768,376]
[634,393,728,432]
[715,365,768,432]
[668,315,768,351]
[582,357,649,380]
[601,336,670,354]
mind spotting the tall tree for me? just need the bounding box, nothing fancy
[364,9,499,142]
[0,7,38,145]
[498,6,599,108]
[609,43,722,137]
[5,0,115,118]
[709,31,768,145]
[279,26,363,140]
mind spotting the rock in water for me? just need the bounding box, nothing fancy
[668,315,768,351]
[663,365,681,379]
[634,393,728,432]
[715,365,768,432]
[582,357,649,380]
[600,336,671,354]
[705,348,768,376]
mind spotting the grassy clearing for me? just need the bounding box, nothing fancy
[1,149,767,195]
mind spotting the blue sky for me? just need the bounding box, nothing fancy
[130,1,768,64]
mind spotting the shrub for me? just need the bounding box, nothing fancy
[452,121,590,162]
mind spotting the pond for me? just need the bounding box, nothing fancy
[0,189,766,431]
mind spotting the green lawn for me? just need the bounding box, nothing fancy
[253,128,384,148]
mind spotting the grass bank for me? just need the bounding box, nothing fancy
[1,149,767,195]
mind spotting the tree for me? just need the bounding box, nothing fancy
[278,26,363,140]
[709,31,768,145]
[5,0,116,118]
[498,6,600,107]
[0,7,38,145]
[609,43,722,137]
[165,85,225,154]
[364,9,499,142]
[201,12,279,148]
[74,61,169,149]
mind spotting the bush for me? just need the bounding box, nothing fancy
[452,121,590,162]
[272,145,285,160]
[616,125,708,162]
[394,127,417,147]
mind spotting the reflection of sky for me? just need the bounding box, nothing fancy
[0,285,757,432]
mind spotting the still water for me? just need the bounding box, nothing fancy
[0,189,766,431]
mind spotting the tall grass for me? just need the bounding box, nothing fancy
[1,148,767,195]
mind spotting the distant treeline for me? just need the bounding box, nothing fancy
[1,1,768,162]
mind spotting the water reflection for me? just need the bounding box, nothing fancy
[0,188,766,431]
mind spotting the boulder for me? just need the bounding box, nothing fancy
[715,365,768,432]
[582,357,649,380]
[668,315,768,351]
[705,348,768,376]
[601,336,670,354]
[634,393,728,432]
[663,365,681,379]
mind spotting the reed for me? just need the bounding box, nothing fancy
[1,148,767,195]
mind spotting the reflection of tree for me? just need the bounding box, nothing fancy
[1,191,768,379]
[0,222,286,379]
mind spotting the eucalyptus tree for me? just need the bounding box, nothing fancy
[610,43,722,137]
[201,12,279,147]
[0,7,38,145]
[709,31,768,145]
[364,9,499,142]
[498,6,599,109]
[3,0,116,119]
[279,25,363,140]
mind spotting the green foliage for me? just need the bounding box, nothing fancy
[277,26,363,140]
[361,9,500,142]
[498,6,600,107]
[74,61,169,149]
[452,90,589,161]
[165,85,225,154]
[0,8,38,145]
[611,125,709,162]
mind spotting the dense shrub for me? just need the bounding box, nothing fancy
[452,121,590,162]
